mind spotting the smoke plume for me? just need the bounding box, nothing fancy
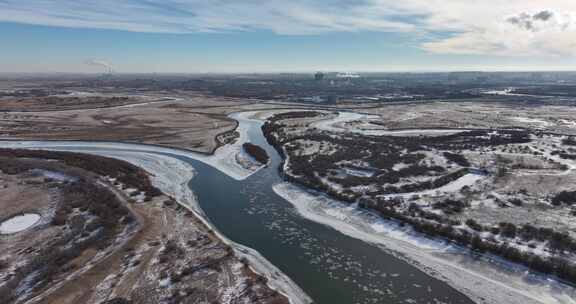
[85,59,113,73]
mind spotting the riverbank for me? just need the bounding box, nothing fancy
[0,140,312,304]
[0,148,294,304]
[273,182,576,304]
[89,149,311,304]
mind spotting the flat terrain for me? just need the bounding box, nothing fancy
[0,83,287,153]
[362,100,576,135]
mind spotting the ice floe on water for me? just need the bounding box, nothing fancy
[0,213,41,234]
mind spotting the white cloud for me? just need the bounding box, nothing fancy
[1,0,576,57]
[0,0,415,34]
[416,1,576,56]
[375,0,576,56]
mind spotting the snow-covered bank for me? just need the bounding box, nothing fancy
[0,112,266,181]
[0,116,263,182]
[0,140,259,181]
[87,150,310,304]
[273,182,576,304]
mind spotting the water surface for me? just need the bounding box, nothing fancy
[182,117,474,304]
[9,118,475,303]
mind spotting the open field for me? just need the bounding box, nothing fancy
[361,100,576,135]
[0,93,238,154]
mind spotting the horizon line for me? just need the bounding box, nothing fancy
[2,70,576,76]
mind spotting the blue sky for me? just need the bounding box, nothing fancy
[1,0,575,73]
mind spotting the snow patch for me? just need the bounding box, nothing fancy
[312,112,468,137]
[510,117,553,127]
[0,213,41,234]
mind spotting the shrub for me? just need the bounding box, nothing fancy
[465,219,484,232]
[242,143,269,164]
[551,191,576,206]
[443,152,471,167]
[562,137,576,146]
[499,222,517,238]
[509,198,523,206]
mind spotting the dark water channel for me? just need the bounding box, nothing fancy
[180,118,474,304]
[27,117,474,304]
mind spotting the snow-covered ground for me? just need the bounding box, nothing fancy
[341,167,375,178]
[371,128,467,136]
[312,111,467,136]
[273,182,576,304]
[510,117,554,127]
[482,88,549,98]
[0,213,40,234]
[381,172,488,200]
[559,119,576,128]
[31,169,78,182]
[483,88,524,96]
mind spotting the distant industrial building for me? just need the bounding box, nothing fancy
[314,72,325,81]
[336,72,360,80]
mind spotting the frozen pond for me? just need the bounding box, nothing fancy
[0,213,41,234]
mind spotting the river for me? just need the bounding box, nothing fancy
[1,113,476,304]
[181,114,474,304]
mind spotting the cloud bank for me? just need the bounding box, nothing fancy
[1,0,576,57]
